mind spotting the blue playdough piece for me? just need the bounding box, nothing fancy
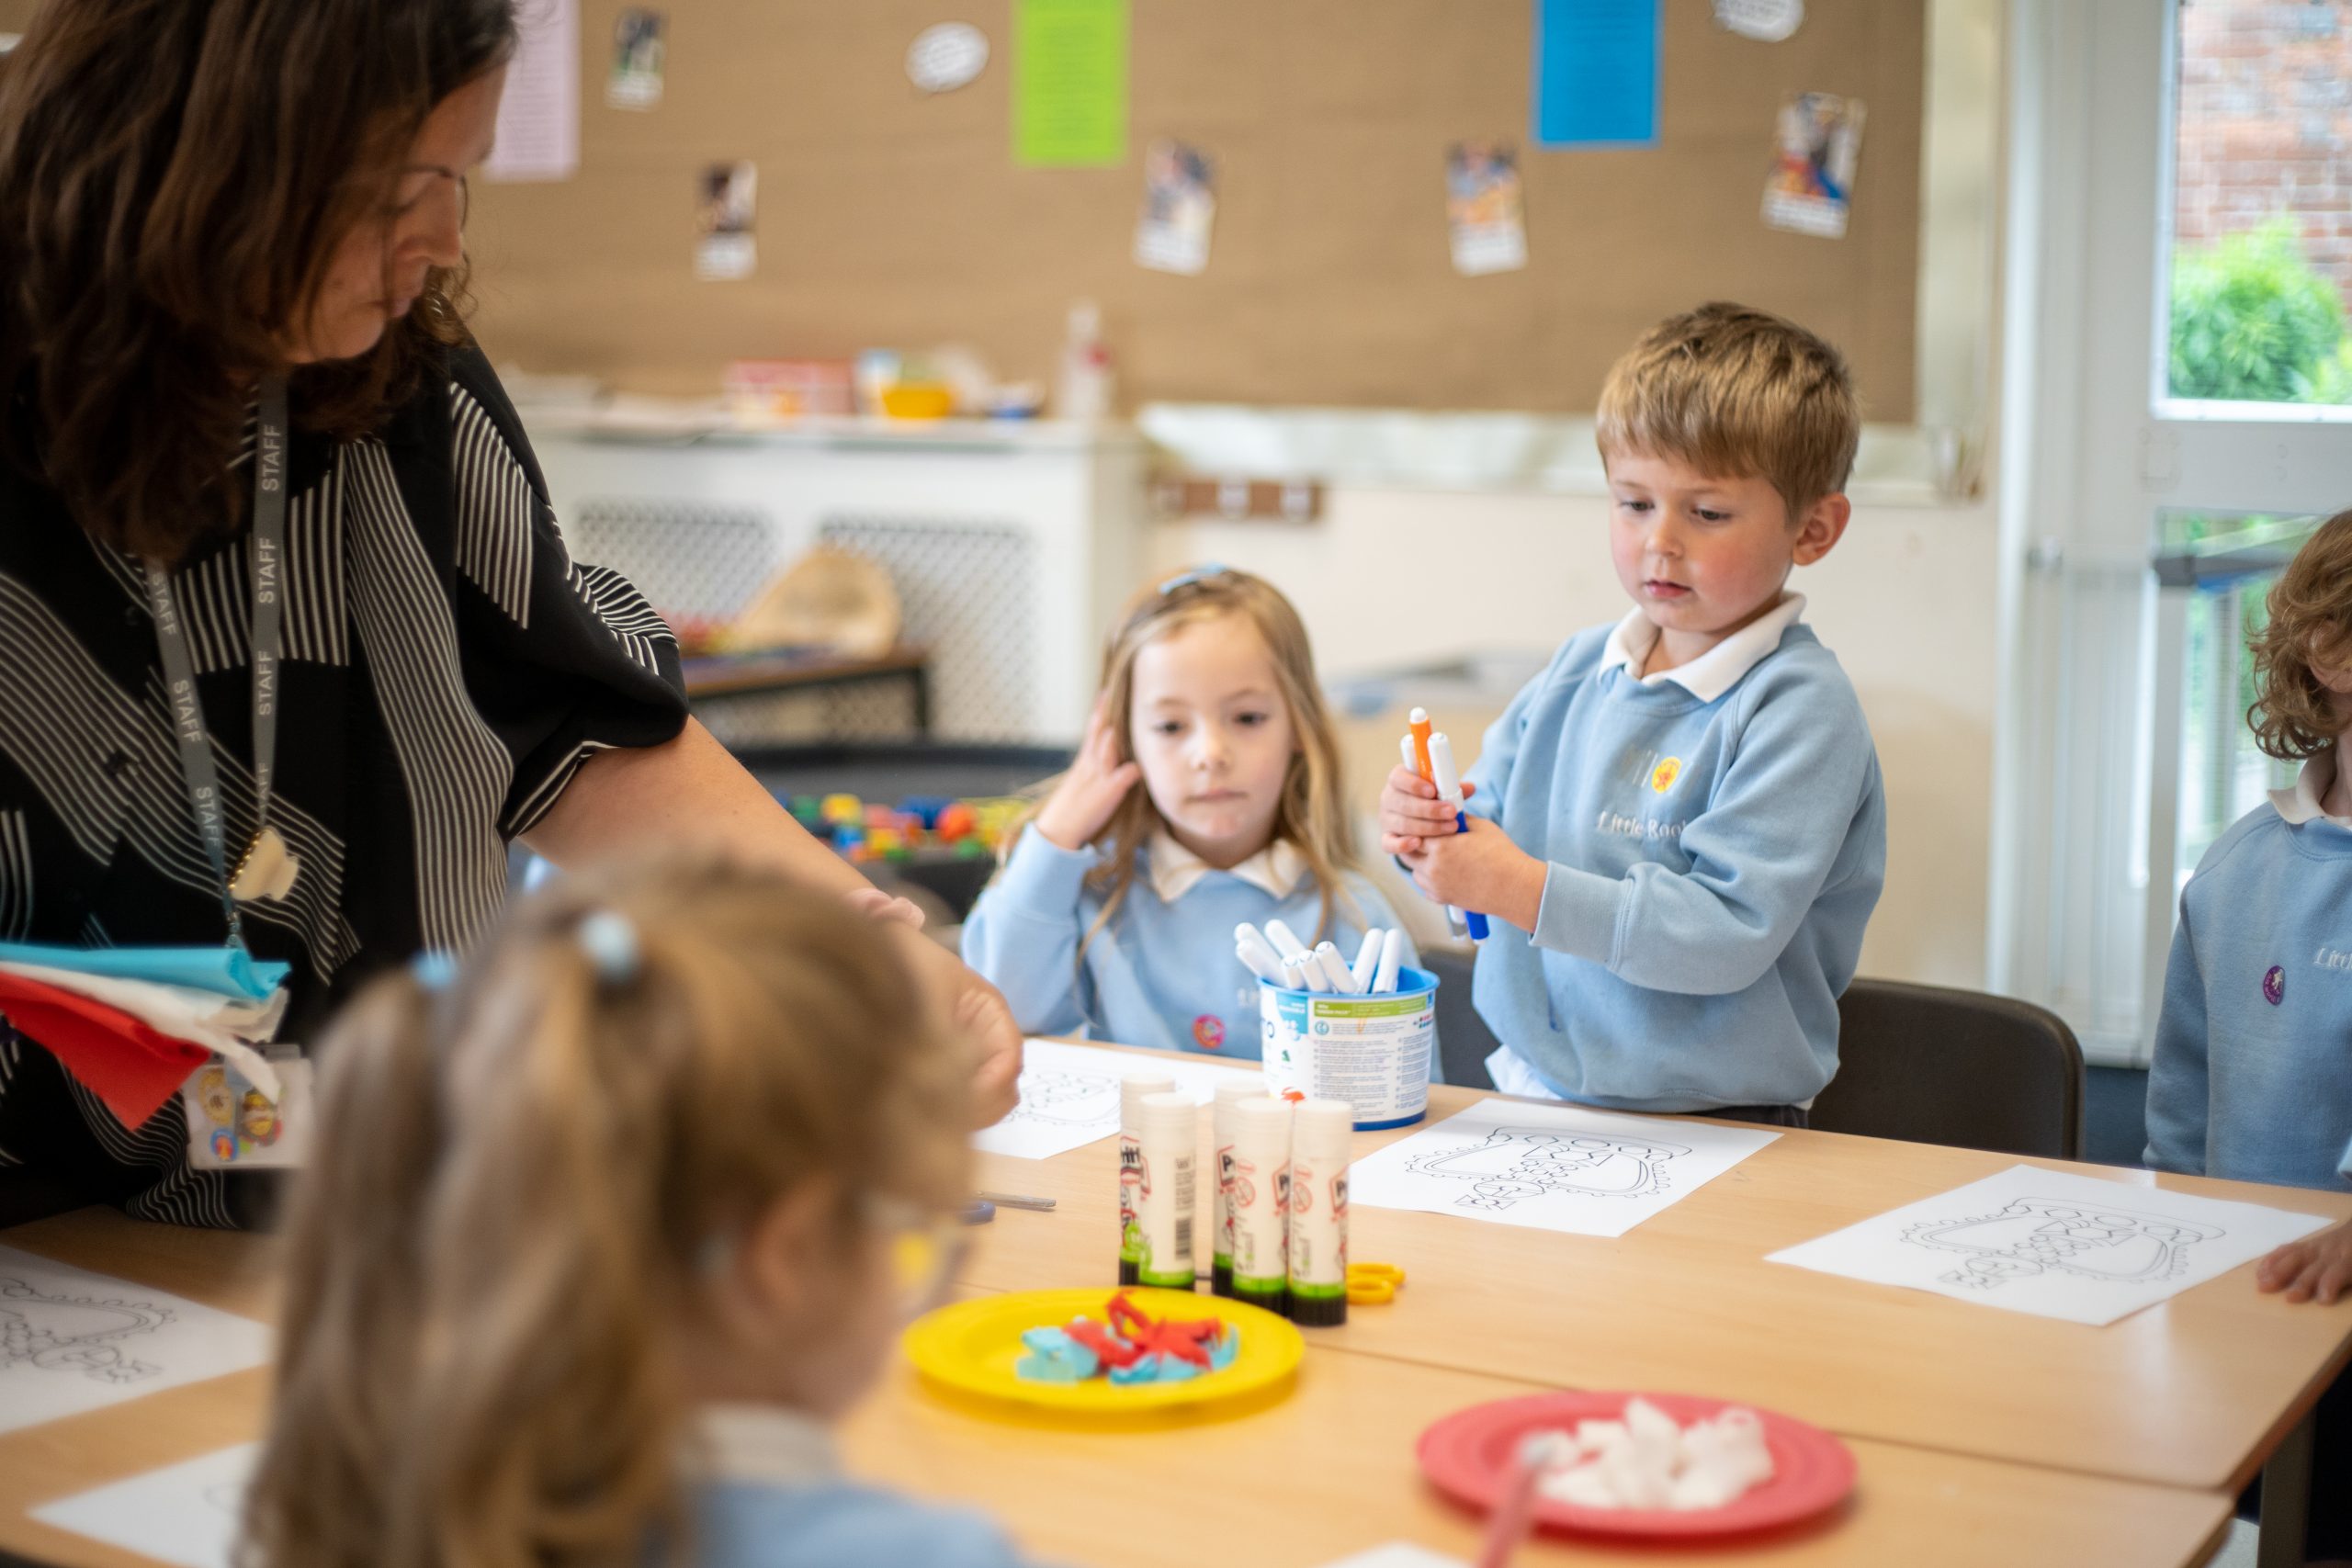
[1013,1326,1099,1383]
[1208,1325,1241,1371]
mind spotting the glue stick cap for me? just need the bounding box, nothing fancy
[1293,1098,1353,1160]
[1214,1078,1263,1109]
[1120,1073,1176,1133]
[1232,1093,1292,1154]
[1137,1089,1196,1144]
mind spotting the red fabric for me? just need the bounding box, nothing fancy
[0,971,210,1131]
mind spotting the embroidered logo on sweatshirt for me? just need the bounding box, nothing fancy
[2263,966,2286,1006]
[1649,757,1681,794]
[1597,810,1685,841]
[1193,1014,1227,1050]
[2317,947,2352,973]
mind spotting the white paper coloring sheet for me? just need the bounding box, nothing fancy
[31,1443,257,1568]
[1767,1163,2333,1325]
[972,1038,1264,1160]
[1349,1098,1780,1238]
[0,1246,272,1434]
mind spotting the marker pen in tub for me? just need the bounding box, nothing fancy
[1312,940,1359,994]
[1134,1090,1199,1291]
[1234,923,1286,983]
[1118,1072,1175,1285]
[1261,919,1312,964]
[1286,1097,1353,1326]
[1350,929,1384,992]
[1230,1095,1294,1316]
[1373,927,1405,993]
[1211,1077,1262,1296]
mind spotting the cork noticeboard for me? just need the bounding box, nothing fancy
[6,0,1927,417]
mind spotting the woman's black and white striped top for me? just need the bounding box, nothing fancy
[0,345,688,1226]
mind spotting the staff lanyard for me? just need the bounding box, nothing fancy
[144,376,288,952]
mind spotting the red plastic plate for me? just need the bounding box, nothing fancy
[1417,1391,1858,1540]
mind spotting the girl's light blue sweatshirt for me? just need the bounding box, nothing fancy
[1462,603,1886,1112]
[2145,755,2352,1191]
[962,829,1418,1060]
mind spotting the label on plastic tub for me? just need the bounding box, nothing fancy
[1260,969,1436,1128]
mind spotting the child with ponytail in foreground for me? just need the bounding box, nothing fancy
[242,858,1044,1568]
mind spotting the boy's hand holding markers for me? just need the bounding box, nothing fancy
[1380,766,1545,932]
[2257,1217,2352,1305]
[1036,700,1144,852]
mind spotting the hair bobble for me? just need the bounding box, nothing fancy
[410,949,458,992]
[576,910,640,984]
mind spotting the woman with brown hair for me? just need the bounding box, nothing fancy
[0,0,1019,1228]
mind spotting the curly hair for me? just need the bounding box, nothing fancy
[2247,508,2352,761]
[0,0,515,561]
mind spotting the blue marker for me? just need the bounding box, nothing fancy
[1429,732,1491,941]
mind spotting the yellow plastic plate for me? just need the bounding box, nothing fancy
[903,1287,1304,1416]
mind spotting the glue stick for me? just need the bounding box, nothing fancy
[1286,1097,1352,1327]
[1134,1091,1199,1291]
[1118,1072,1175,1285]
[1230,1095,1293,1317]
[1211,1078,1262,1296]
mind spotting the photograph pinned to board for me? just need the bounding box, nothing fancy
[0,1246,273,1435]
[694,162,757,282]
[484,0,577,181]
[1762,92,1865,238]
[30,1444,257,1568]
[606,7,666,110]
[1766,1163,2333,1325]
[1713,0,1804,41]
[1349,1098,1780,1238]
[1445,141,1530,276]
[973,1037,1261,1161]
[1134,140,1216,276]
[908,21,990,94]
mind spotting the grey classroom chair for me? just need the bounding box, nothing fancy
[1422,946,1499,1090]
[1814,977,2086,1159]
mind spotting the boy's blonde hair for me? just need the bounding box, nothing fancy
[1012,567,1359,948]
[2248,508,2352,761]
[1596,301,1860,518]
[241,858,970,1568]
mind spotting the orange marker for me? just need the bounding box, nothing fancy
[1408,706,1435,782]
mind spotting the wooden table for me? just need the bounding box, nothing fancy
[961,1077,2352,1495]
[10,1052,2341,1568]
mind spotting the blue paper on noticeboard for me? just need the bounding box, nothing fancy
[1532,0,1661,149]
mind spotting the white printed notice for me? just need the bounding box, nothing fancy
[973,1038,1262,1161]
[32,1444,257,1568]
[485,0,579,181]
[1767,1163,2332,1325]
[1349,1098,1779,1238]
[0,1246,272,1434]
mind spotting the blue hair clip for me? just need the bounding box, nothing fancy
[577,910,640,984]
[410,950,458,992]
[1157,562,1232,596]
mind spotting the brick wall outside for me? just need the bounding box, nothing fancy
[2175,0,2352,306]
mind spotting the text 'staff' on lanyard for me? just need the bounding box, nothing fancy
[145,375,300,952]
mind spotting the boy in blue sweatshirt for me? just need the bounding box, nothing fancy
[1382,302,1885,1122]
[2145,510,2352,1561]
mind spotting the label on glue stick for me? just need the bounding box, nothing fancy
[1286,1156,1348,1300]
[1215,1140,1237,1271]
[1118,1132,1145,1269]
[1232,1151,1287,1288]
[1137,1145,1195,1288]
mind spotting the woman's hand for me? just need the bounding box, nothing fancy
[843,886,926,931]
[950,967,1024,1126]
[2256,1218,2352,1305]
[1034,700,1142,852]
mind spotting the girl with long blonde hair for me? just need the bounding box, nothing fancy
[243,857,1042,1568]
[962,565,1415,1059]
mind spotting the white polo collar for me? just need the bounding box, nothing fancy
[1148,829,1306,904]
[2268,745,2352,829]
[1600,593,1807,704]
[695,1404,839,1486]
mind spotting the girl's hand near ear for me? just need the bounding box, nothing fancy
[1035,699,1144,852]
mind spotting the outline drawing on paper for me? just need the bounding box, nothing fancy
[1,1269,174,1387]
[1903,1197,2226,1292]
[1405,1125,1693,1211]
[1003,1068,1123,1127]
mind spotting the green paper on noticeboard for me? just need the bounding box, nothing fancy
[1014,0,1127,168]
